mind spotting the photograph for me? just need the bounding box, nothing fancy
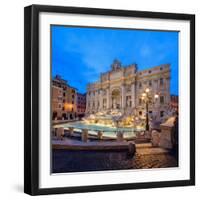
[24,4,195,195]
[51,25,179,173]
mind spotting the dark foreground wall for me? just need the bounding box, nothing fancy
[52,149,135,173]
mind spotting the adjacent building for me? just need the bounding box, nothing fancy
[52,75,78,120]
[170,95,178,112]
[86,59,171,120]
[76,93,86,118]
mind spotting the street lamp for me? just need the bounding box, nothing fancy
[154,94,159,99]
[141,88,159,131]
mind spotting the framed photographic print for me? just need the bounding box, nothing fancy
[24,4,195,195]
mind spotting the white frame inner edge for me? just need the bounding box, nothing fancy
[39,12,190,188]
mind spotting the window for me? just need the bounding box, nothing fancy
[160,111,164,117]
[148,70,151,73]
[63,92,65,96]
[149,80,152,86]
[139,82,142,88]
[139,111,142,115]
[149,111,152,114]
[160,78,164,85]
[58,97,62,101]
[139,98,142,105]
[160,96,164,104]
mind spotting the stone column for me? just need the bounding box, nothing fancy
[56,127,64,140]
[121,85,125,109]
[95,91,99,111]
[99,90,103,111]
[117,131,124,141]
[97,131,103,140]
[131,83,135,108]
[154,79,159,116]
[106,88,110,110]
[68,127,74,136]
[81,129,88,142]
[165,78,170,104]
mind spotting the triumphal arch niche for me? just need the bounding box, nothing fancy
[111,88,121,109]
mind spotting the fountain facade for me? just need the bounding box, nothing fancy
[86,60,171,123]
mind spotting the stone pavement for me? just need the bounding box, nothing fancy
[133,143,178,169]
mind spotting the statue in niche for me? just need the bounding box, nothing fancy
[102,89,106,95]
[112,98,117,109]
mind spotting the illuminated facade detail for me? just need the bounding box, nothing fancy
[52,75,77,120]
[86,59,170,119]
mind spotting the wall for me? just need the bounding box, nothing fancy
[0,0,199,199]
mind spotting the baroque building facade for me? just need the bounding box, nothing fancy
[52,75,77,120]
[86,59,170,120]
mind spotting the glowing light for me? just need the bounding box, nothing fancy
[154,94,159,99]
[142,93,147,97]
[64,103,73,111]
[145,88,150,93]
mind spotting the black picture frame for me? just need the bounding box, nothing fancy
[24,4,195,196]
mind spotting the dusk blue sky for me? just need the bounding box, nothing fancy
[52,25,178,95]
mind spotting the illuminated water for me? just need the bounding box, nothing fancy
[55,121,144,138]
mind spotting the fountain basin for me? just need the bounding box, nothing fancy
[54,121,144,139]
